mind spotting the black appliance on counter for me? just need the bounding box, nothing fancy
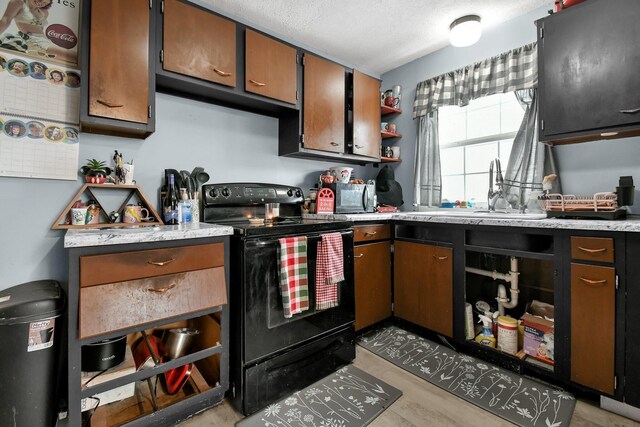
[202,183,355,415]
[324,182,376,213]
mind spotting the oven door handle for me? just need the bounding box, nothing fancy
[248,229,354,247]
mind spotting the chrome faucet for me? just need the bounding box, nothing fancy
[488,158,508,211]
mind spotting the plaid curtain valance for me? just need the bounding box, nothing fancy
[413,42,538,119]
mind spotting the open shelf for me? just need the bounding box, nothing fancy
[465,339,555,373]
[381,156,401,163]
[381,131,401,139]
[465,245,555,261]
[381,105,401,115]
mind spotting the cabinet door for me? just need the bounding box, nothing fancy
[354,241,391,331]
[88,0,149,124]
[163,0,236,87]
[303,54,345,153]
[423,246,453,337]
[245,29,297,104]
[394,241,428,326]
[539,0,640,140]
[571,263,615,394]
[353,71,381,158]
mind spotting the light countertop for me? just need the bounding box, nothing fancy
[64,222,234,248]
[304,212,640,233]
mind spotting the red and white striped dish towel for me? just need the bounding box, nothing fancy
[315,232,344,310]
[278,236,310,318]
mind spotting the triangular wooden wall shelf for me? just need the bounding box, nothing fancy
[51,184,164,230]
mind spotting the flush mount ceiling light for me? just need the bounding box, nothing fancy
[449,15,482,47]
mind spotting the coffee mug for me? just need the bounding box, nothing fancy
[123,204,150,223]
[387,123,396,134]
[71,207,88,225]
[380,122,388,131]
[391,146,401,159]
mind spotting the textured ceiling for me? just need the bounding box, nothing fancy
[201,0,551,75]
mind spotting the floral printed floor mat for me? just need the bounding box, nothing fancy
[236,365,402,427]
[358,326,576,427]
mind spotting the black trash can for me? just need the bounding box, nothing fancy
[0,280,65,427]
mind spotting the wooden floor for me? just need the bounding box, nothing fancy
[179,346,639,426]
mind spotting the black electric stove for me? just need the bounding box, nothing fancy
[202,183,356,415]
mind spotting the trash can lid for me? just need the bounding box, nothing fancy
[0,280,65,325]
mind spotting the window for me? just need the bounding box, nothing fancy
[438,93,525,207]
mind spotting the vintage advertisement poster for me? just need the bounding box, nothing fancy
[0,0,79,68]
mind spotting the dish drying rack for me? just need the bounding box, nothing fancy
[539,192,627,219]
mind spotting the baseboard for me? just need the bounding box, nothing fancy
[601,396,640,422]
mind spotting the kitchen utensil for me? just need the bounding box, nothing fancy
[191,166,204,180]
[164,363,193,395]
[196,171,210,186]
[162,328,199,360]
[180,170,192,198]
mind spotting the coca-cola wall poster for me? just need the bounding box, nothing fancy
[0,0,80,68]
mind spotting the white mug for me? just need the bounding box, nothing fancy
[71,207,88,225]
[391,146,400,159]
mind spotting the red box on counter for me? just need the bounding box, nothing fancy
[316,188,335,213]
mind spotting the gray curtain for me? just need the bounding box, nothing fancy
[413,112,441,207]
[503,89,561,210]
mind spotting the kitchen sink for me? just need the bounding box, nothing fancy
[405,210,547,220]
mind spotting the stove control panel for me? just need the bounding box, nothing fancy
[202,183,305,206]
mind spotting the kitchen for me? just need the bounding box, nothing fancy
[1,0,639,426]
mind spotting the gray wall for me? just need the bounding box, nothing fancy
[378,4,640,210]
[0,92,369,291]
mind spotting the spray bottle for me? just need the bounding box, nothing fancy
[475,314,497,348]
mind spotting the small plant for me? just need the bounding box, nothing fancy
[80,159,112,184]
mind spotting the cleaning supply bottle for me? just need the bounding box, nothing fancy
[475,315,497,348]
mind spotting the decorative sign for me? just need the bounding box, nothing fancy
[0,0,80,68]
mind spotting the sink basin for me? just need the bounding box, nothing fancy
[406,210,547,220]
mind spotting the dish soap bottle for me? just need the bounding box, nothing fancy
[475,314,497,348]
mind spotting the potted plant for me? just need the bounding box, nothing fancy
[80,159,112,184]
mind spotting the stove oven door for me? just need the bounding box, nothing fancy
[241,229,355,364]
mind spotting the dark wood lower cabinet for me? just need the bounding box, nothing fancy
[571,262,616,394]
[394,241,453,337]
[354,241,391,331]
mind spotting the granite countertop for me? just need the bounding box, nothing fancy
[303,212,640,233]
[64,222,234,248]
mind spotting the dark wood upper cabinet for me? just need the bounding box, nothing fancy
[82,0,154,137]
[245,29,297,105]
[353,71,381,158]
[302,54,345,153]
[538,0,640,144]
[163,0,236,87]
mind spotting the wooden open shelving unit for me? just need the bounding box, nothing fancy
[381,130,402,139]
[381,156,401,163]
[381,105,401,115]
[51,183,163,230]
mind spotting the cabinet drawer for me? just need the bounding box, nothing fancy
[354,224,390,243]
[80,243,224,287]
[80,267,226,338]
[571,237,614,263]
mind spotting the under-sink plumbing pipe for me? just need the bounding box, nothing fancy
[465,256,520,316]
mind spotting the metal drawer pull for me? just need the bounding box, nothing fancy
[433,255,449,260]
[147,283,176,293]
[213,67,232,77]
[249,79,266,86]
[330,142,339,146]
[355,144,364,149]
[96,99,123,108]
[354,254,364,258]
[620,107,640,114]
[577,246,607,254]
[578,277,607,286]
[364,231,377,236]
[147,258,175,266]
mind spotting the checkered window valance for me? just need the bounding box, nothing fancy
[412,43,538,119]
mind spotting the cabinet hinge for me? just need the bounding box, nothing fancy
[149,0,152,8]
[616,275,619,290]
[160,49,164,63]
[296,90,299,101]
[539,26,544,39]
[614,375,618,390]
[302,54,306,66]
[296,53,299,64]
[148,105,151,119]
[540,119,545,131]
[391,302,394,312]
[161,0,164,13]
[300,134,305,144]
